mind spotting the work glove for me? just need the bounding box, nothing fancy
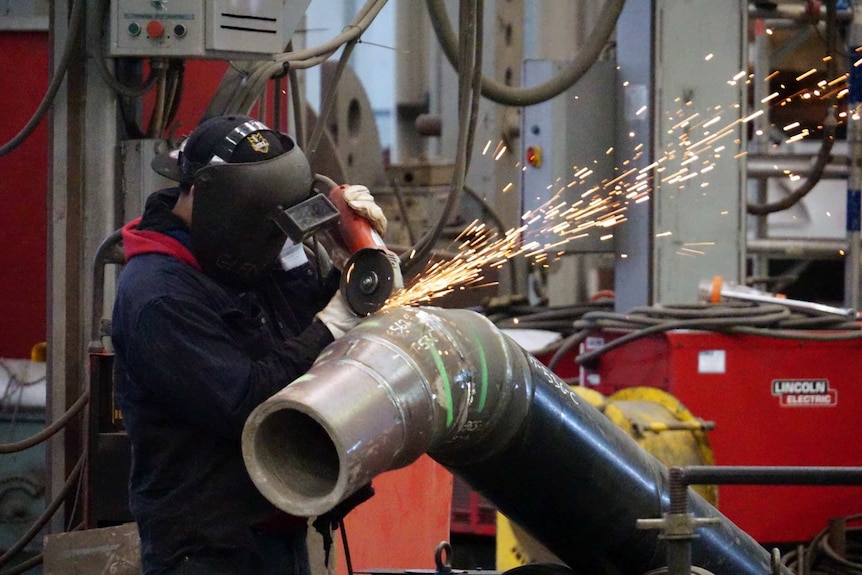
[342,184,388,236]
[315,290,361,339]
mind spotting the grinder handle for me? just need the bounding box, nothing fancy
[328,185,386,254]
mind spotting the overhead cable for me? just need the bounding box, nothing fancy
[401,0,484,277]
[307,39,360,160]
[0,0,84,157]
[747,0,839,216]
[218,0,388,116]
[425,0,626,107]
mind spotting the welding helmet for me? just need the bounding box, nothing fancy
[178,114,312,286]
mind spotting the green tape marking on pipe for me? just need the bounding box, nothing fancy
[428,338,454,427]
[470,331,489,412]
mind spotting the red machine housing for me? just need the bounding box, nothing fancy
[544,331,862,545]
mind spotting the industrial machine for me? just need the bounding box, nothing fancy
[573,326,862,546]
[106,0,312,58]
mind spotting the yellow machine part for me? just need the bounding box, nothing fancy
[496,386,716,571]
[602,386,716,505]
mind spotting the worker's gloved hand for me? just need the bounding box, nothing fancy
[315,290,361,339]
[342,185,388,236]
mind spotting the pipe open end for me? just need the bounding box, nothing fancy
[245,407,344,517]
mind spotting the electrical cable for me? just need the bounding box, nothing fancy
[463,0,484,175]
[387,176,418,245]
[493,302,613,335]
[243,61,289,113]
[484,301,614,372]
[218,0,387,118]
[425,0,626,107]
[93,0,162,98]
[274,0,386,65]
[0,551,43,575]
[93,50,162,99]
[570,301,862,369]
[339,519,355,575]
[748,0,838,216]
[0,388,89,454]
[313,173,339,190]
[158,59,185,138]
[0,450,86,570]
[781,514,862,575]
[747,109,836,215]
[0,0,84,157]
[264,53,290,133]
[547,331,590,372]
[401,0,483,278]
[64,448,86,532]
[118,95,147,139]
[148,66,168,138]
[0,360,47,447]
[289,61,305,149]
[307,38,360,160]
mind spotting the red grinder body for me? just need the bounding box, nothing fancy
[328,185,403,316]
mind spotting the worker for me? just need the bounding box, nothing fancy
[111,114,386,575]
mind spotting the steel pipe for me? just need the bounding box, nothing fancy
[749,6,853,23]
[242,307,789,575]
[674,465,862,487]
[747,237,847,259]
[747,154,849,180]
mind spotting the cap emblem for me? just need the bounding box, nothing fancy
[247,133,270,154]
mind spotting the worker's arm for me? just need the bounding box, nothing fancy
[123,292,333,440]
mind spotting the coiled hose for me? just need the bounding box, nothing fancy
[535,301,862,373]
[781,514,862,575]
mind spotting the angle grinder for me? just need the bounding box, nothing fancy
[327,185,403,316]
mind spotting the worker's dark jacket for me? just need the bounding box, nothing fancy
[112,188,338,575]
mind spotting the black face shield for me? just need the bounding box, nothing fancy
[189,136,313,287]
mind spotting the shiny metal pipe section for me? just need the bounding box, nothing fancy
[242,307,788,575]
[749,5,853,22]
[747,154,848,180]
[748,237,847,259]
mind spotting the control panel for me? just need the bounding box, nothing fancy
[108,0,311,58]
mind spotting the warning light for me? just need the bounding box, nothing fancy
[526,145,542,167]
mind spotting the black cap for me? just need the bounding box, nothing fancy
[178,115,288,180]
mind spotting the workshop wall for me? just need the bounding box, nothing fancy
[0,31,48,359]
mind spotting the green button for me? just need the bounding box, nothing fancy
[128,22,141,36]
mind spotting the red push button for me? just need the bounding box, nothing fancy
[146,20,164,38]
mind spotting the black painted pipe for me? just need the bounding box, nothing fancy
[242,307,788,575]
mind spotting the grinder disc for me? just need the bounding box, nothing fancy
[342,248,402,316]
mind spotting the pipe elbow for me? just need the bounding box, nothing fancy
[242,306,532,517]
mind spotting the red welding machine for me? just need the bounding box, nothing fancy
[543,330,862,545]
